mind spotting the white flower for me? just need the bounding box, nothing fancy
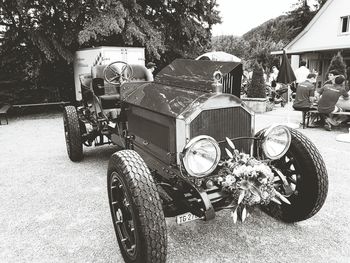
[225,175,236,184]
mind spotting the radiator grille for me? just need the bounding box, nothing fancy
[221,73,234,94]
[189,107,252,153]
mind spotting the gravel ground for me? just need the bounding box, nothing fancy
[0,105,349,263]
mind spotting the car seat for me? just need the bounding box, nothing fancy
[91,65,120,110]
[129,64,153,82]
[79,74,93,104]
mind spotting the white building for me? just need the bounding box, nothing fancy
[273,0,350,87]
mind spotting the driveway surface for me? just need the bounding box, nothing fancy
[0,105,349,263]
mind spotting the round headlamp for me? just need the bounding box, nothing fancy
[182,135,221,178]
[261,125,291,160]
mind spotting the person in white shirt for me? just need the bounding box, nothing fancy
[294,61,310,88]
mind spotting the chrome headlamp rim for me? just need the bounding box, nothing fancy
[181,135,221,178]
[261,125,291,160]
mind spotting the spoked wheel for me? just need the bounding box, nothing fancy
[110,172,138,259]
[272,154,299,197]
[63,106,83,162]
[107,150,167,263]
[263,128,328,222]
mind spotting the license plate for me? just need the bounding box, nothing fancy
[176,212,200,224]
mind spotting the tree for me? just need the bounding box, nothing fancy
[327,52,347,78]
[0,0,220,103]
[137,0,221,66]
[247,62,266,98]
[0,0,220,64]
[315,0,327,9]
[286,0,314,39]
[212,35,248,60]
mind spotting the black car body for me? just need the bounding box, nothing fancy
[63,58,328,263]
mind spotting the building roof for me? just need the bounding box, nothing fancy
[273,0,350,55]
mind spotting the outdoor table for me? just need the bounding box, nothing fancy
[336,96,350,111]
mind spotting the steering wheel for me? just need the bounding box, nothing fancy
[103,61,133,85]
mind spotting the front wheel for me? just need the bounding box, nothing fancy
[63,106,83,161]
[107,150,167,263]
[263,128,328,222]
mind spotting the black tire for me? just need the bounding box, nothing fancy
[107,150,167,263]
[63,106,83,162]
[263,128,328,222]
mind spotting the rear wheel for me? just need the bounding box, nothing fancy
[63,106,83,161]
[263,128,328,222]
[107,150,167,263]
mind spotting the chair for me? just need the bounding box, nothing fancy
[79,74,93,104]
[129,64,153,82]
[91,65,120,110]
[301,109,320,129]
[0,104,11,125]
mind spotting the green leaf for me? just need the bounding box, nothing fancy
[241,206,247,222]
[225,137,236,149]
[225,148,234,159]
[238,190,245,205]
[274,190,291,205]
[271,197,282,205]
[231,209,238,224]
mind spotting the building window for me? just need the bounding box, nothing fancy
[341,16,349,33]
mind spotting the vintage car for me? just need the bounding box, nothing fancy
[63,59,328,263]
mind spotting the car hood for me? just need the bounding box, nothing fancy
[155,59,242,93]
[120,81,242,118]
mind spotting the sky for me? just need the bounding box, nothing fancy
[212,0,318,36]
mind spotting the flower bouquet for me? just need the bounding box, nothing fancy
[214,138,290,223]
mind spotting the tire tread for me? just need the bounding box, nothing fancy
[108,150,167,263]
[63,106,83,161]
[265,128,328,222]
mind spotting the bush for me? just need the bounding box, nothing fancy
[327,52,347,78]
[247,62,266,98]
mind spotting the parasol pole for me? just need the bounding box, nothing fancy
[276,50,298,128]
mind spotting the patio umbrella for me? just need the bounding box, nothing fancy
[195,51,241,62]
[277,50,296,84]
[276,50,298,128]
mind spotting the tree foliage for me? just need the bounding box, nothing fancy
[212,0,321,72]
[327,52,347,78]
[247,62,266,98]
[0,0,220,103]
[141,0,221,65]
[212,35,248,61]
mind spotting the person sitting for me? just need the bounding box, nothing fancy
[317,75,349,131]
[322,69,340,86]
[293,73,318,126]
